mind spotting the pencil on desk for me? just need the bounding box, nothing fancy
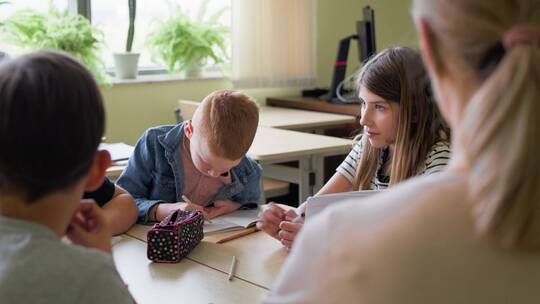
[216,227,258,244]
[228,256,237,281]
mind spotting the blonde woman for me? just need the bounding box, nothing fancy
[258,47,451,249]
[265,0,540,303]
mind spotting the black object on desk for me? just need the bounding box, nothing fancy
[326,6,376,104]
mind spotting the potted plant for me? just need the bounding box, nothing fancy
[0,6,107,84]
[113,0,140,79]
[146,0,229,77]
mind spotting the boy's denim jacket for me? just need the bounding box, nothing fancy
[117,123,262,223]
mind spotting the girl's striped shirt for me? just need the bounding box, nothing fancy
[336,139,451,190]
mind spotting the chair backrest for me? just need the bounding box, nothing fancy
[176,100,200,123]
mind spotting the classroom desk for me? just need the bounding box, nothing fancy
[267,96,361,116]
[249,126,353,202]
[107,127,352,203]
[113,235,269,304]
[126,223,288,290]
[177,100,356,133]
[258,106,356,133]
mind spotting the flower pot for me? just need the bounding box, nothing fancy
[185,63,203,78]
[113,52,140,79]
[0,51,9,62]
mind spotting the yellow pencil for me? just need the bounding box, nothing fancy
[216,227,258,244]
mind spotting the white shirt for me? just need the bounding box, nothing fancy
[265,172,540,304]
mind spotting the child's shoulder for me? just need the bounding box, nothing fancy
[143,124,181,140]
[234,155,262,176]
[1,237,126,302]
[138,124,184,149]
[40,239,115,273]
[426,140,451,159]
[0,223,114,285]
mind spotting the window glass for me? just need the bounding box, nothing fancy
[91,0,231,70]
[0,1,69,56]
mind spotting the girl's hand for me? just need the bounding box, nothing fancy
[257,202,286,239]
[278,210,304,249]
[204,200,241,219]
[66,200,113,254]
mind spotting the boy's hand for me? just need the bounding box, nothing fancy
[155,202,209,221]
[204,200,241,219]
[66,200,113,254]
[278,210,304,250]
[257,202,286,239]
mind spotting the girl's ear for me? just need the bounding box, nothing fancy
[416,18,437,76]
[84,150,112,192]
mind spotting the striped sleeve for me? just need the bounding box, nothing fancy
[336,140,363,183]
[422,141,451,175]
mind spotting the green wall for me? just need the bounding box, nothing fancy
[316,0,416,87]
[101,0,416,145]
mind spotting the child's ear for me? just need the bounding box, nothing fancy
[184,120,194,139]
[84,150,112,192]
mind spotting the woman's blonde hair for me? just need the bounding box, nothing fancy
[353,47,449,190]
[413,0,540,248]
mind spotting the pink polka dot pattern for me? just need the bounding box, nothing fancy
[146,210,204,263]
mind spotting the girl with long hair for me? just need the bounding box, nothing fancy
[259,47,451,249]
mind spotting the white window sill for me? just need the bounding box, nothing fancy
[109,72,229,85]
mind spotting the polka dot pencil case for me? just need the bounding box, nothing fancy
[147,210,204,263]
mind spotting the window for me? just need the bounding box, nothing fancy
[1,0,316,86]
[0,0,231,76]
[91,0,231,73]
[0,0,69,57]
[0,0,67,17]
[232,0,316,88]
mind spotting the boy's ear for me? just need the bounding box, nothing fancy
[84,150,112,192]
[184,120,193,139]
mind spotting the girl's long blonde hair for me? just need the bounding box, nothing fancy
[353,47,449,190]
[413,0,540,248]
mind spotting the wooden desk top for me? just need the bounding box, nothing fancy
[126,224,288,290]
[267,96,361,116]
[259,106,355,130]
[105,127,353,170]
[247,126,353,162]
[113,235,268,304]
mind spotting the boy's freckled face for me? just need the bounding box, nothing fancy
[187,122,241,178]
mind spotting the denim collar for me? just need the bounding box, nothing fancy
[157,123,186,200]
[157,122,185,155]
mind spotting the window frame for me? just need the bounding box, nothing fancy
[68,0,172,76]
[69,0,232,78]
